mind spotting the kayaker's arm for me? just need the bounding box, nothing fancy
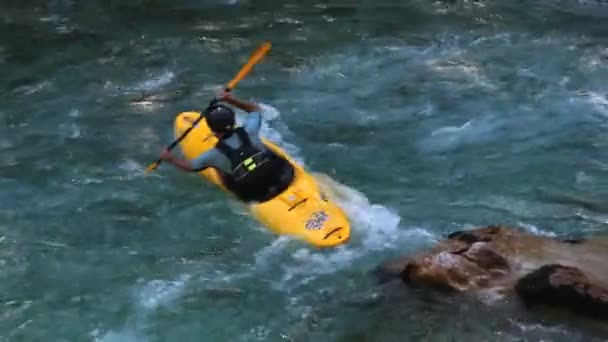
[159,148,196,172]
[219,91,260,113]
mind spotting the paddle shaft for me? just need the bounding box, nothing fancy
[170,97,218,150]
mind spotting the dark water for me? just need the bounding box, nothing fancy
[1,1,608,341]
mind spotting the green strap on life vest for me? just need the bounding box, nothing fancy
[243,157,257,171]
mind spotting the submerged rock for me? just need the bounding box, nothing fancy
[378,225,608,319]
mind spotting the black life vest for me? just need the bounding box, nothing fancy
[215,127,293,202]
[215,127,274,181]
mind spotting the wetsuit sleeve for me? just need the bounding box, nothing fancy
[242,111,262,137]
[190,150,213,171]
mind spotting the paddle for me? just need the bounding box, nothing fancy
[144,42,272,175]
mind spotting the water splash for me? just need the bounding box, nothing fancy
[58,122,81,139]
[238,103,305,166]
[118,159,144,175]
[92,328,147,342]
[517,222,558,237]
[133,71,175,92]
[421,117,503,153]
[137,274,192,310]
[576,91,608,117]
[313,172,419,250]
[251,172,434,291]
[11,81,52,96]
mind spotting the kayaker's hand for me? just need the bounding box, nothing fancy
[159,148,173,161]
[216,89,259,113]
[217,89,233,102]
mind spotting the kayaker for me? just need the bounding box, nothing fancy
[158,90,294,203]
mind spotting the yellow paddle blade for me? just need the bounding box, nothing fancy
[226,42,271,90]
[145,161,160,174]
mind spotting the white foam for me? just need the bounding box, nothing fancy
[253,234,350,290]
[431,120,473,136]
[12,81,51,95]
[580,47,608,70]
[517,222,557,237]
[119,159,144,174]
[134,71,175,91]
[71,177,103,186]
[58,122,81,139]
[137,274,191,310]
[427,53,495,88]
[89,274,197,342]
[39,14,64,23]
[129,100,165,113]
[0,137,13,150]
[252,172,435,290]
[196,37,248,53]
[69,158,162,188]
[508,318,569,335]
[576,212,608,225]
[238,103,305,166]
[92,328,147,342]
[275,17,302,24]
[257,103,281,121]
[420,116,502,152]
[248,325,272,340]
[312,173,405,249]
[575,171,593,185]
[476,287,509,305]
[256,243,361,291]
[577,91,608,116]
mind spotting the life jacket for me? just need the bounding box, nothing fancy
[215,127,293,203]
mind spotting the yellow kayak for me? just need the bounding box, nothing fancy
[174,111,351,248]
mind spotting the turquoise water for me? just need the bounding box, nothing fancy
[2,1,608,341]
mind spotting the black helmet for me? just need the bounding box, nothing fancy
[206,104,235,133]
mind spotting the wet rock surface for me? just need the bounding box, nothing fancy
[378,225,608,319]
[516,264,608,318]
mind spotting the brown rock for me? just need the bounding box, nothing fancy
[515,264,608,318]
[379,226,528,293]
[377,225,608,319]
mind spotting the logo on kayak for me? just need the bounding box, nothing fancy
[305,211,328,230]
[320,191,328,202]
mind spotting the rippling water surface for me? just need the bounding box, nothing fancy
[1,1,608,341]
